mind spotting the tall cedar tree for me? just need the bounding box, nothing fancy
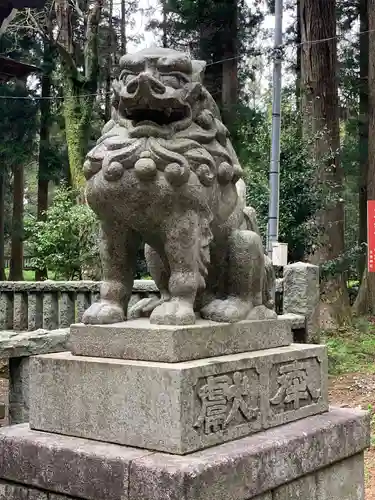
[354,0,375,314]
[300,0,351,325]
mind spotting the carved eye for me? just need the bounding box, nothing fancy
[120,71,136,84]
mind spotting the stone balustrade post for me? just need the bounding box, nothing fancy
[27,293,43,331]
[8,357,29,425]
[59,292,75,328]
[283,262,320,343]
[13,293,28,331]
[42,293,59,330]
[0,293,13,330]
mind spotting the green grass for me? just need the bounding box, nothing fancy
[323,318,375,375]
[4,269,36,281]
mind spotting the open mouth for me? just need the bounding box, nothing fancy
[125,107,188,127]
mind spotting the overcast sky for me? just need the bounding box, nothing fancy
[126,0,293,53]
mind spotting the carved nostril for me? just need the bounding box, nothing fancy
[126,78,139,94]
[150,80,166,95]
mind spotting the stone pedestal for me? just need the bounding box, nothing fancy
[0,318,369,499]
[29,344,328,454]
[0,409,369,500]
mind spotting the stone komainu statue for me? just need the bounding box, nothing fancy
[82,47,276,326]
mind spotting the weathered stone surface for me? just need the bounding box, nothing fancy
[0,424,151,500]
[13,293,28,331]
[49,494,71,500]
[281,313,305,330]
[0,481,48,500]
[27,294,43,331]
[0,279,156,293]
[30,344,328,454]
[272,453,364,500]
[128,408,369,500]
[0,329,68,360]
[9,357,29,424]
[59,292,75,329]
[0,293,13,330]
[81,47,275,327]
[273,474,317,499]
[69,317,292,362]
[316,453,365,500]
[283,263,319,343]
[0,409,369,500]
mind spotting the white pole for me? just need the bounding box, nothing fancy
[267,0,283,260]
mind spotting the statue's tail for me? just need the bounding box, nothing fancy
[243,204,275,311]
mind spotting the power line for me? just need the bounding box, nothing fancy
[0,24,373,100]
[0,92,109,99]
[207,26,375,67]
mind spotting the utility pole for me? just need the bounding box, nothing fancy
[267,0,283,260]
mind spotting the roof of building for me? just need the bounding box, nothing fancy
[0,55,41,81]
[0,0,45,80]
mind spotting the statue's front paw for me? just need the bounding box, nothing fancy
[150,299,196,325]
[82,300,125,325]
[201,298,251,323]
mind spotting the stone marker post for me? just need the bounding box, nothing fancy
[283,262,320,343]
[0,47,368,500]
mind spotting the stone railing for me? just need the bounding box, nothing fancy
[0,279,159,331]
[0,262,319,426]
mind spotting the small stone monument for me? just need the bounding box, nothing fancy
[0,47,368,500]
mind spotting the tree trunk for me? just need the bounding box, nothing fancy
[9,164,24,281]
[355,0,375,315]
[358,0,369,279]
[105,0,113,122]
[0,168,6,281]
[221,0,238,132]
[300,0,313,137]
[55,0,103,190]
[36,42,54,281]
[295,0,302,113]
[121,0,127,53]
[300,0,351,326]
[63,79,94,189]
[162,0,167,48]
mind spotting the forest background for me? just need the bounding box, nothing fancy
[1,0,372,329]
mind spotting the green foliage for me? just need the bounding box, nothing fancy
[25,187,100,280]
[323,319,375,375]
[0,82,38,169]
[148,0,263,109]
[236,92,320,261]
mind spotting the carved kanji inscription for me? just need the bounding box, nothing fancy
[194,370,260,434]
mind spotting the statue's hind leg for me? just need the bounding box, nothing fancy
[201,230,276,322]
[128,245,171,319]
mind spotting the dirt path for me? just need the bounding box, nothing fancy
[329,373,375,499]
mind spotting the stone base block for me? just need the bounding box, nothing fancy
[30,344,328,454]
[0,408,370,500]
[69,316,292,362]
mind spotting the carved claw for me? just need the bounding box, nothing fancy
[128,296,166,319]
[82,300,125,325]
[150,299,196,325]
